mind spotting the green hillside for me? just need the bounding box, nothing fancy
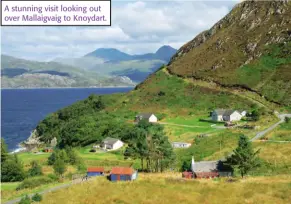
[168,1,291,106]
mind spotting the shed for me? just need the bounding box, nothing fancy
[87,167,105,177]
[110,167,137,181]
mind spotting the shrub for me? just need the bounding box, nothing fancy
[28,161,42,177]
[1,155,26,182]
[47,173,58,181]
[16,176,54,190]
[285,117,290,123]
[18,195,31,204]
[31,193,42,202]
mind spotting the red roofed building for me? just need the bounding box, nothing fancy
[87,167,104,177]
[110,167,138,181]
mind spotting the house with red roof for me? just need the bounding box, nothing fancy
[110,167,138,181]
[87,167,105,177]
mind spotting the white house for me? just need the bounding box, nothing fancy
[211,109,243,122]
[101,137,124,151]
[135,113,158,123]
[172,142,192,148]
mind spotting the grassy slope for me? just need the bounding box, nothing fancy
[265,122,291,141]
[168,1,291,106]
[39,174,291,204]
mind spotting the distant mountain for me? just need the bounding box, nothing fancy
[85,48,133,61]
[1,55,135,88]
[84,45,177,62]
[54,45,177,82]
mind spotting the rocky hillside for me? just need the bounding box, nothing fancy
[167,0,291,106]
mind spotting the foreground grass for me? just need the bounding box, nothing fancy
[39,173,291,204]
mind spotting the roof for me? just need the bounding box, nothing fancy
[87,167,104,172]
[213,109,238,116]
[111,167,134,175]
[102,137,121,145]
[193,161,219,172]
[136,113,155,119]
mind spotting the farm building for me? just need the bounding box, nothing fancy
[87,167,105,177]
[211,109,244,122]
[110,167,138,182]
[101,137,124,151]
[187,157,232,179]
[172,142,191,148]
[135,113,158,123]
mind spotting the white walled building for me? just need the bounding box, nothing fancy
[135,113,158,123]
[211,109,244,122]
[101,137,124,151]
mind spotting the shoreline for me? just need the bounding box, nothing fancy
[1,86,135,90]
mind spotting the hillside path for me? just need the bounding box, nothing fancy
[4,178,91,204]
[250,114,291,141]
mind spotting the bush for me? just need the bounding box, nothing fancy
[285,117,290,123]
[47,173,58,181]
[18,195,31,204]
[1,155,26,182]
[28,161,42,177]
[16,176,54,190]
[31,193,42,202]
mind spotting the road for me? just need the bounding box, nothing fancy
[4,178,91,204]
[250,114,291,141]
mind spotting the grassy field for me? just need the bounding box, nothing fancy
[39,173,291,204]
[265,122,291,141]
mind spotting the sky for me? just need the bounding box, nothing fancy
[1,0,240,61]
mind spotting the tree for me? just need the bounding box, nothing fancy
[225,135,261,178]
[28,161,42,177]
[251,110,260,121]
[124,121,174,172]
[181,161,190,172]
[65,147,80,165]
[47,149,68,165]
[1,154,26,182]
[1,138,9,163]
[53,158,67,177]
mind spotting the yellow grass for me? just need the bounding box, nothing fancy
[254,142,291,164]
[39,173,291,204]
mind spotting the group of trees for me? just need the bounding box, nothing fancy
[124,121,175,172]
[1,139,44,182]
[1,139,26,182]
[47,147,84,177]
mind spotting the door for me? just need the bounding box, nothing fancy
[117,175,120,181]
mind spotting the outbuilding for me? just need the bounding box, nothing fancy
[87,167,105,177]
[110,167,138,182]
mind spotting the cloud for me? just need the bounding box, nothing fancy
[1,1,237,61]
